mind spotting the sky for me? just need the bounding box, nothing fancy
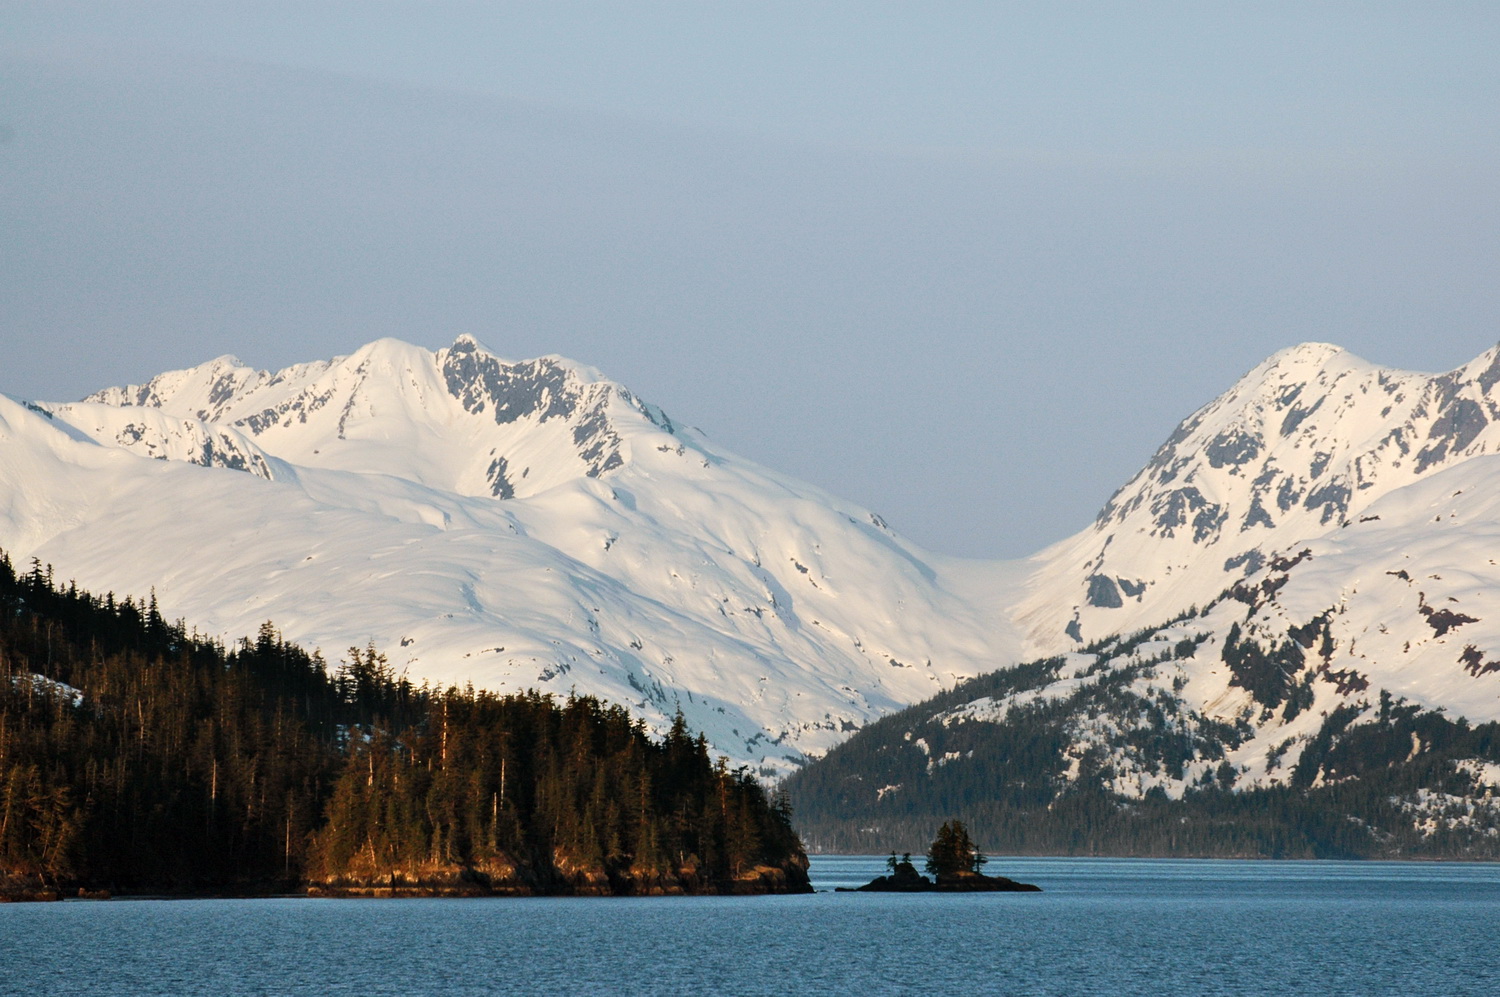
[2,2,1498,558]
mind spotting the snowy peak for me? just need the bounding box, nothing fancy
[801,341,1500,825]
[85,353,278,423]
[1021,341,1500,648]
[82,336,680,500]
[1110,340,1500,540]
[1097,343,1394,538]
[437,336,674,484]
[1253,340,1360,376]
[1,335,1025,776]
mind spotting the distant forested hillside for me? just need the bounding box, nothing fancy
[0,554,807,898]
[785,628,1500,859]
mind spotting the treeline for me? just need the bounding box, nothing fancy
[787,648,1500,859]
[794,780,1485,860]
[0,554,807,897]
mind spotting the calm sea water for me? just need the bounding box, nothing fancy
[5,856,1500,996]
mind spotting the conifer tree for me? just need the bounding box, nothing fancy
[926,819,986,877]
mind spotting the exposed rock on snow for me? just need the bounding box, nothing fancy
[9,336,1500,785]
[0,336,1024,775]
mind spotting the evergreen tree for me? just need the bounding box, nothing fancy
[925,819,986,877]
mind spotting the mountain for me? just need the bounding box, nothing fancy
[784,604,1500,857]
[1008,340,1500,736]
[787,342,1500,854]
[9,333,1500,822]
[1017,342,1500,648]
[0,336,1022,777]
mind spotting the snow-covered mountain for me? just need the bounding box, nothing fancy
[0,336,1023,776]
[78,336,669,499]
[789,340,1500,844]
[1020,341,1500,653]
[1003,340,1500,790]
[1017,342,1500,650]
[8,335,1500,797]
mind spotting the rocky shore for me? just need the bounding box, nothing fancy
[304,851,813,898]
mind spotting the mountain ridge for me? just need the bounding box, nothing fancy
[1,336,1024,776]
[782,340,1500,853]
[1017,338,1500,651]
[6,334,1500,787]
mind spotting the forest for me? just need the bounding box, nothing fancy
[786,639,1500,859]
[0,553,808,899]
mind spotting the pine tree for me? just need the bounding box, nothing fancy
[925,819,986,877]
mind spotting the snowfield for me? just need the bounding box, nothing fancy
[1,337,1024,775]
[6,335,1500,782]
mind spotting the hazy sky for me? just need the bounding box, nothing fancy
[3,3,1498,558]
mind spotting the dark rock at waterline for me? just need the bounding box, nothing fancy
[934,871,1041,892]
[836,860,933,892]
[836,860,1039,893]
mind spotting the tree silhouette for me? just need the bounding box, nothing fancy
[925,819,986,877]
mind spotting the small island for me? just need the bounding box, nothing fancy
[838,820,1040,893]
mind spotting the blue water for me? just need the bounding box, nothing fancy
[5,857,1500,995]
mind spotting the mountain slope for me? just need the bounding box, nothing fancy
[787,344,1500,852]
[9,334,1500,798]
[1010,340,1500,734]
[1,337,1024,776]
[784,604,1500,857]
[1018,342,1500,649]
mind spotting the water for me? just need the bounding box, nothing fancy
[5,857,1500,995]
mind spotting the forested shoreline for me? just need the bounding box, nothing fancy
[0,554,809,899]
[787,650,1500,859]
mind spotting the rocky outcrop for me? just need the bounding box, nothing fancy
[933,870,1041,892]
[837,860,1039,893]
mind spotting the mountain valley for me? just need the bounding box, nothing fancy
[6,335,1500,847]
